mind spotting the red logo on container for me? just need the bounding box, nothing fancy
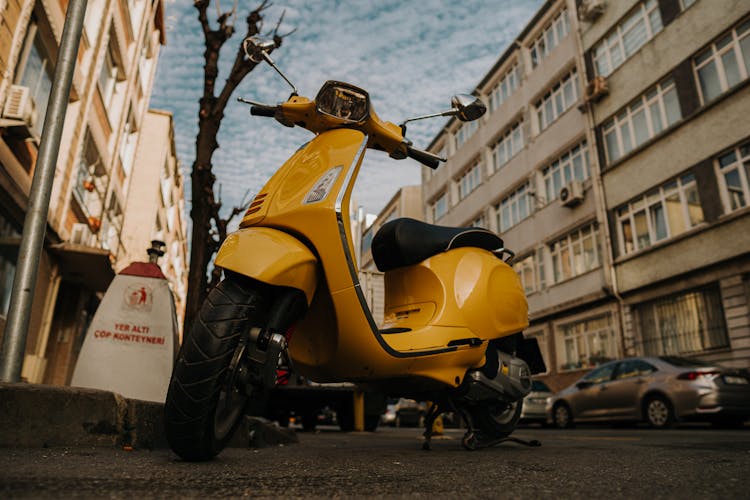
[124,284,153,311]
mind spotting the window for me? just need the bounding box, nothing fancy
[616,173,703,256]
[602,78,681,164]
[614,359,656,380]
[593,0,663,77]
[537,246,546,290]
[99,43,118,105]
[558,313,618,371]
[694,19,750,104]
[101,192,123,252]
[580,363,616,384]
[530,9,570,68]
[491,121,524,171]
[680,0,697,8]
[549,222,601,283]
[119,107,138,175]
[716,141,750,212]
[542,141,590,203]
[470,213,487,228]
[72,131,104,214]
[535,69,579,132]
[15,21,55,136]
[457,160,482,201]
[454,120,479,150]
[496,183,531,232]
[432,192,448,221]
[488,63,520,112]
[0,212,21,318]
[513,253,537,294]
[633,286,729,356]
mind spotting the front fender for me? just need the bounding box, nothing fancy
[216,227,318,304]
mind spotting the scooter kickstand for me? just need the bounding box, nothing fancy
[421,403,441,451]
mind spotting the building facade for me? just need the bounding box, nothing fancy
[424,0,750,390]
[118,109,188,340]
[580,0,750,369]
[0,0,188,384]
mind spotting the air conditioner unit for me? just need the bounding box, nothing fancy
[585,76,609,103]
[560,180,584,207]
[2,85,36,125]
[579,0,606,22]
[70,223,94,246]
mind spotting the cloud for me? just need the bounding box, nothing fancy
[150,0,542,219]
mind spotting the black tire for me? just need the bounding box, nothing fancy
[164,277,269,461]
[552,402,574,429]
[644,395,674,429]
[468,400,523,440]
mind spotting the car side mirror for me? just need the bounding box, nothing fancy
[576,381,593,390]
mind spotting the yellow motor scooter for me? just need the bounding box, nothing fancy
[165,37,545,461]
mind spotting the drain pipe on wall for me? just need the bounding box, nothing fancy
[572,12,631,358]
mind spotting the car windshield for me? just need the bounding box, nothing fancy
[531,380,550,392]
[659,356,713,367]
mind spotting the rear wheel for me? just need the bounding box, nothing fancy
[165,277,269,461]
[468,400,523,440]
[644,395,674,429]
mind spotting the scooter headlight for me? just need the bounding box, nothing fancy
[315,81,370,124]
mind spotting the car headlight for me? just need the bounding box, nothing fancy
[316,81,370,124]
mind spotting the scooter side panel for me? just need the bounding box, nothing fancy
[215,227,318,304]
[382,248,529,343]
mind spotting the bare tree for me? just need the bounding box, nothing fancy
[185,0,293,331]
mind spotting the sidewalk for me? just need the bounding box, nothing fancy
[0,383,296,450]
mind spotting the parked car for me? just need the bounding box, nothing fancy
[547,356,750,429]
[520,380,553,425]
[381,399,398,427]
[393,398,426,427]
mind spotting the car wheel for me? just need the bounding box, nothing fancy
[644,395,674,428]
[553,403,574,429]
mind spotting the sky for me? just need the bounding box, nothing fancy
[151,0,543,221]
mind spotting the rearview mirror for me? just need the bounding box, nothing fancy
[244,35,276,63]
[451,94,487,122]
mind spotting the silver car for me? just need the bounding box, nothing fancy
[520,380,553,425]
[547,356,750,429]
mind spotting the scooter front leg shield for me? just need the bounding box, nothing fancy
[215,227,318,304]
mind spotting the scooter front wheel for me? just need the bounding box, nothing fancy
[164,277,269,461]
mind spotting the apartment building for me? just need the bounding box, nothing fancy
[0,0,189,384]
[359,185,423,326]
[423,0,615,390]
[423,0,750,389]
[118,109,188,340]
[579,0,750,368]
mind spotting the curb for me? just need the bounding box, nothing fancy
[0,383,296,450]
[0,383,160,449]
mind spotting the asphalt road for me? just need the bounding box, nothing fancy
[1,424,749,498]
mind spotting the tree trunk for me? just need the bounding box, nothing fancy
[182,1,290,333]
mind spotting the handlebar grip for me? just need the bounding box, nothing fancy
[406,146,442,170]
[250,105,277,117]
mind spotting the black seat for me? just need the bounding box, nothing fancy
[371,218,504,272]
